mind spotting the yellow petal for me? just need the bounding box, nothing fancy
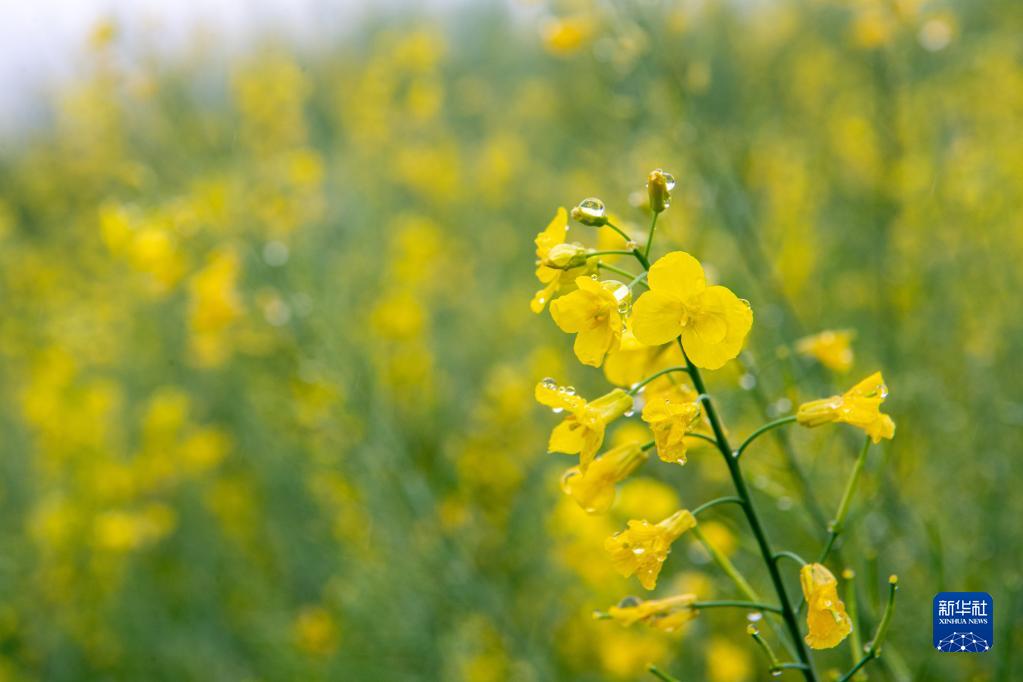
[549,419,585,454]
[681,286,752,370]
[574,325,615,367]
[535,207,567,258]
[647,251,706,299]
[549,288,596,333]
[632,290,685,346]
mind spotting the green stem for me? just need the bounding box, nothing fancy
[598,220,632,244]
[597,261,645,284]
[648,665,680,682]
[686,432,720,447]
[843,570,865,679]
[628,366,690,395]
[641,439,656,451]
[681,340,817,682]
[736,354,828,531]
[692,496,744,517]
[694,600,783,615]
[837,577,898,682]
[692,525,761,604]
[773,551,808,567]
[606,220,651,270]
[735,415,798,460]
[587,249,636,258]
[644,211,659,261]
[818,437,872,564]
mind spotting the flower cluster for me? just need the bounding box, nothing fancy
[531,171,900,680]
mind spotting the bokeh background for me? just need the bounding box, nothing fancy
[0,0,1021,680]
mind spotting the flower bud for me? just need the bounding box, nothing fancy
[571,197,608,226]
[646,169,675,213]
[543,242,588,269]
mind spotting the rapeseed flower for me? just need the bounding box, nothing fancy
[800,563,852,649]
[606,594,698,632]
[536,380,633,470]
[550,277,629,367]
[631,252,752,370]
[561,442,647,514]
[605,509,696,589]
[796,330,855,373]
[531,207,593,313]
[796,371,895,443]
[642,390,701,465]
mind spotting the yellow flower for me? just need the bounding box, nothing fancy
[561,442,648,514]
[641,389,701,465]
[800,563,852,650]
[606,594,698,632]
[631,252,753,370]
[605,509,696,590]
[796,371,895,443]
[531,208,593,313]
[796,330,855,373]
[550,277,629,367]
[536,380,633,470]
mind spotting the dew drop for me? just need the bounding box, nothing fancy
[576,197,606,220]
[747,612,763,623]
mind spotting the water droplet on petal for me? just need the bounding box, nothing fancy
[747,612,763,622]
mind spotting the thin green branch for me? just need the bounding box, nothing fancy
[818,437,872,564]
[586,249,637,258]
[597,220,632,244]
[843,570,865,679]
[648,665,680,682]
[643,211,659,260]
[607,220,651,269]
[597,261,644,283]
[628,366,690,395]
[773,551,809,567]
[694,600,783,615]
[837,577,899,682]
[692,496,744,517]
[735,415,798,460]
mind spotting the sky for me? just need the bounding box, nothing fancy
[0,0,468,136]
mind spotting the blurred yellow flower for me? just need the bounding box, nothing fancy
[800,563,852,650]
[631,252,753,370]
[551,277,629,367]
[536,380,633,470]
[796,330,855,373]
[607,593,698,632]
[542,16,594,55]
[293,605,339,656]
[706,636,753,682]
[605,509,696,590]
[188,248,243,367]
[641,390,701,465]
[796,371,895,443]
[560,442,647,514]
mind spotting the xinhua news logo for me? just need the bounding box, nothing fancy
[933,592,993,653]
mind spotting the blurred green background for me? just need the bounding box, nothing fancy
[0,0,1020,680]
